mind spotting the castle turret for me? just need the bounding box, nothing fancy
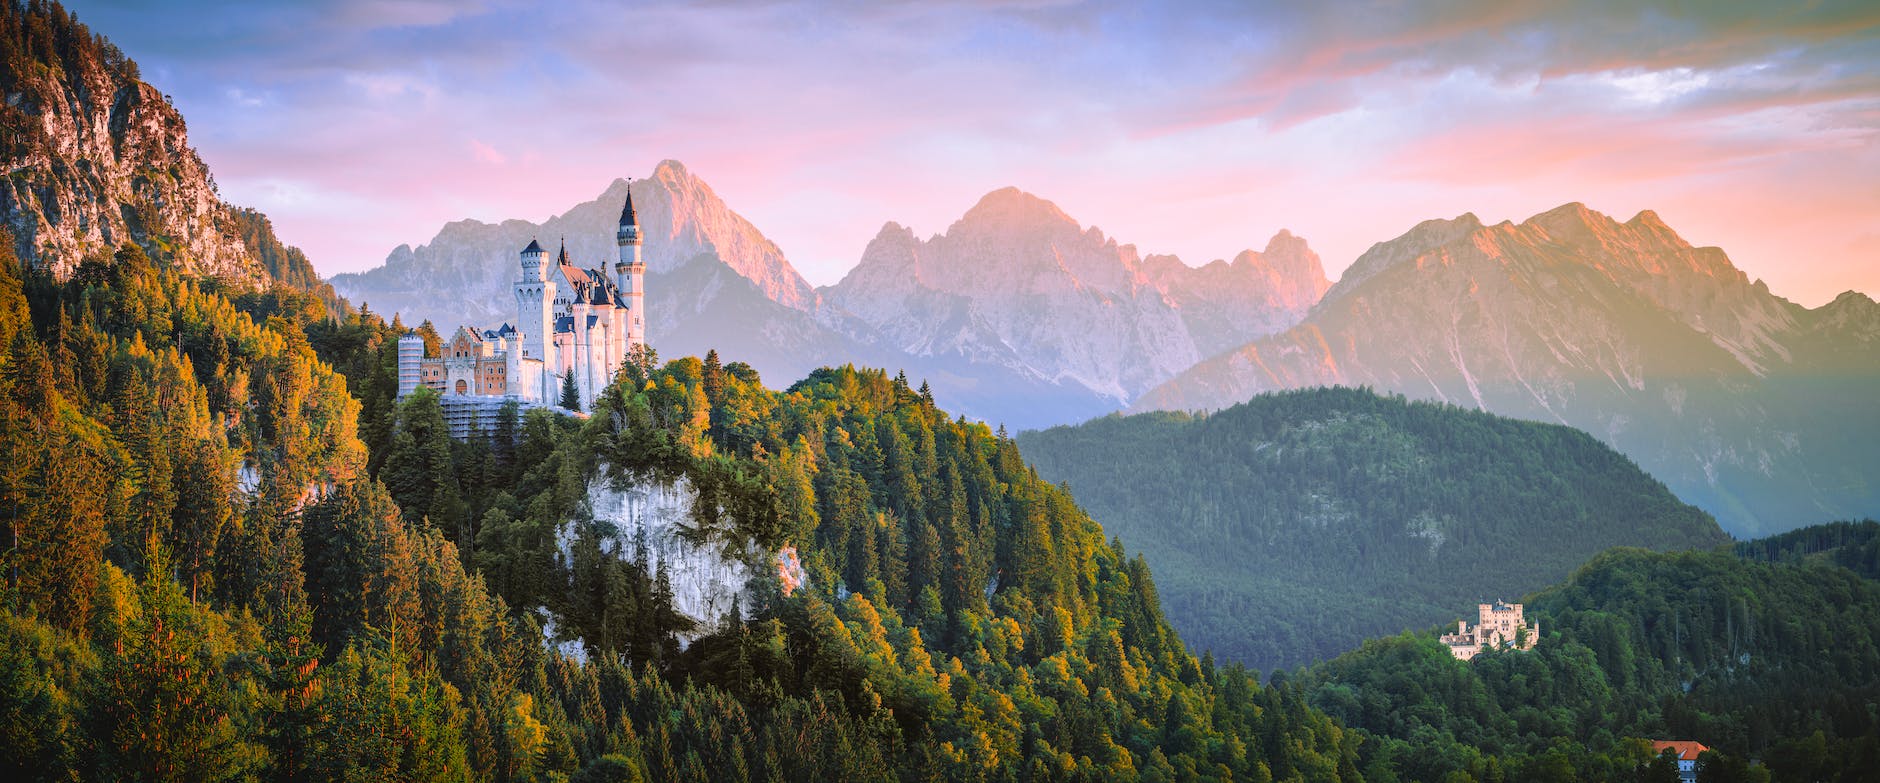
[615,186,646,353]
[514,238,555,401]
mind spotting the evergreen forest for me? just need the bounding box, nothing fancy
[0,237,1367,781]
[1016,390,1730,672]
[1300,535,1880,782]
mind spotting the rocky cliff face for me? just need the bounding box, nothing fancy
[0,6,317,289]
[821,187,1328,403]
[1135,203,1880,536]
[573,475,805,643]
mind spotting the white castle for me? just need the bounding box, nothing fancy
[396,192,645,412]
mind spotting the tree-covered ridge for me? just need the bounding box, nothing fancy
[1733,519,1880,579]
[1299,537,1880,782]
[1016,387,1727,673]
[0,236,1368,781]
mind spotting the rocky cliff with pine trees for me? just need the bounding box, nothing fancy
[0,0,330,301]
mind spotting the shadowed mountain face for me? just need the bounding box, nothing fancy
[1136,203,1880,537]
[333,170,1329,429]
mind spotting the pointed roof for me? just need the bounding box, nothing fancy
[573,285,588,305]
[591,283,611,306]
[620,184,638,227]
[523,238,543,254]
[557,238,570,264]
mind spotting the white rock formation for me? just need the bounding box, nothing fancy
[576,475,753,636]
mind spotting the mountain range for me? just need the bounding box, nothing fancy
[329,163,1329,426]
[1134,204,1880,536]
[8,0,1874,538]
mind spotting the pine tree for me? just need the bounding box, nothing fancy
[561,372,581,412]
[701,349,725,407]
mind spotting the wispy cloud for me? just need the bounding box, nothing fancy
[68,0,1880,305]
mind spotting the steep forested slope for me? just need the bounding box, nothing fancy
[0,237,1370,781]
[1018,387,1729,673]
[1300,535,1880,782]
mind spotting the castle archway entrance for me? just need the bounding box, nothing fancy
[455,380,468,395]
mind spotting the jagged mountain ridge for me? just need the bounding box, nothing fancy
[331,164,1126,427]
[1135,202,1880,536]
[0,3,324,294]
[821,187,1329,402]
[329,160,815,324]
[336,169,1328,427]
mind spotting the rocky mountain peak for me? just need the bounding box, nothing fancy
[824,189,1329,404]
[1526,201,1608,238]
[1328,211,1486,299]
[956,187,1080,235]
[332,159,818,322]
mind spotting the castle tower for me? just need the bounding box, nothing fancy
[591,281,616,389]
[615,186,646,353]
[514,238,555,402]
[397,333,424,397]
[570,262,592,405]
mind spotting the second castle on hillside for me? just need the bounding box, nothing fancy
[397,193,646,410]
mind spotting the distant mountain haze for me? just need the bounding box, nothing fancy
[334,165,1330,427]
[823,187,1329,403]
[1137,203,1880,537]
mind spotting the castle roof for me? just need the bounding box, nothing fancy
[573,285,588,305]
[591,283,611,306]
[558,262,593,289]
[1650,741,1709,761]
[620,188,638,228]
[522,238,543,254]
[557,239,570,264]
[554,316,574,333]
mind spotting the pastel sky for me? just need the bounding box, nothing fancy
[74,0,1880,306]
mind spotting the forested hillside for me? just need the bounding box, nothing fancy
[1017,388,1728,672]
[1300,534,1880,782]
[0,236,1373,781]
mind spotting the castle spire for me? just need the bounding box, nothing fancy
[557,237,569,264]
[620,179,638,228]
